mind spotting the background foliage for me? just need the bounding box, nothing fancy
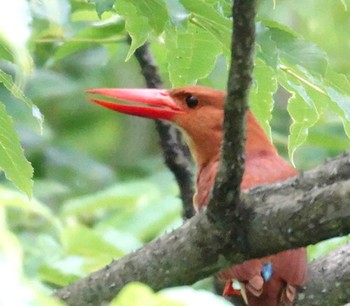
[0,0,350,305]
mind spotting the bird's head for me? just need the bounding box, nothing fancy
[87,86,225,166]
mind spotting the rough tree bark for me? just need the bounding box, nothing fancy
[208,0,256,224]
[296,243,350,306]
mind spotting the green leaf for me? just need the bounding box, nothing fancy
[305,124,350,152]
[280,64,350,148]
[340,0,348,10]
[249,58,278,138]
[54,18,125,60]
[0,226,23,275]
[98,228,142,254]
[323,70,350,137]
[40,256,86,286]
[116,0,151,61]
[279,73,319,163]
[126,0,169,35]
[0,186,57,225]
[0,223,64,305]
[202,0,232,17]
[308,236,350,261]
[256,22,278,69]
[92,0,115,18]
[0,103,33,197]
[166,24,221,87]
[110,282,186,306]
[179,0,231,57]
[99,196,181,242]
[0,70,44,130]
[262,20,329,76]
[0,226,24,305]
[162,287,233,306]
[61,181,160,217]
[0,0,32,77]
[111,283,155,306]
[61,224,125,259]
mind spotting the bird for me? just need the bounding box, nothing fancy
[87,85,307,306]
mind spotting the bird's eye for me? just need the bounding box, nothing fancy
[185,95,199,108]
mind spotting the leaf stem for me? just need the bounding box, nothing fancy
[34,36,126,44]
[279,64,326,94]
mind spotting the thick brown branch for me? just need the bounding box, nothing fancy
[296,243,350,306]
[55,152,350,305]
[131,40,195,219]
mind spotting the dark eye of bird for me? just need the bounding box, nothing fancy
[185,95,199,108]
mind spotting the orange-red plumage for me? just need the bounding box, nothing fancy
[87,85,307,306]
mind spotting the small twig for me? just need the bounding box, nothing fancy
[130,39,195,219]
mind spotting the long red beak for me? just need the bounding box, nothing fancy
[86,88,184,121]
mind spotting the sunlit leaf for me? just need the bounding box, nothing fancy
[0,70,44,130]
[0,222,64,305]
[110,282,186,306]
[249,58,278,138]
[61,224,124,258]
[323,70,350,137]
[263,20,329,76]
[0,225,24,305]
[29,0,70,26]
[180,0,231,57]
[162,287,233,306]
[92,0,115,18]
[40,255,86,286]
[53,17,125,60]
[98,228,142,254]
[0,186,57,225]
[0,0,32,78]
[61,181,160,218]
[116,0,151,61]
[0,223,22,276]
[126,0,169,35]
[308,236,350,261]
[256,22,278,69]
[202,0,232,17]
[305,124,350,152]
[71,9,101,22]
[340,0,348,10]
[99,196,181,242]
[0,103,33,197]
[166,24,221,87]
[279,74,319,163]
[282,65,350,148]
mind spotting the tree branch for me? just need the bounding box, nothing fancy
[208,0,257,224]
[131,40,195,219]
[54,152,350,305]
[296,242,350,306]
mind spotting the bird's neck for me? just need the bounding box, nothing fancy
[193,155,220,211]
[192,112,279,210]
[245,112,278,157]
